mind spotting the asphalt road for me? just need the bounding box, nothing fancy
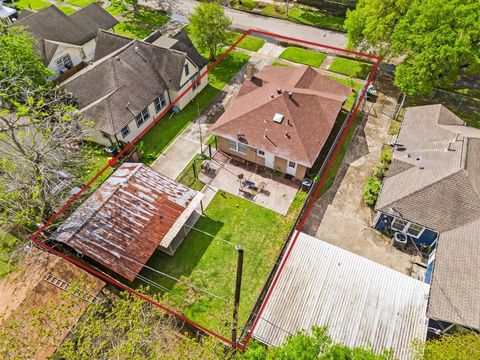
[141,0,348,49]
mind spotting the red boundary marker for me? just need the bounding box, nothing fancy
[30,29,381,351]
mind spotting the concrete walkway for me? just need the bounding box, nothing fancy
[140,0,347,48]
[304,97,414,275]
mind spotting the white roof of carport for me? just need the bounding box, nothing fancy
[253,232,429,360]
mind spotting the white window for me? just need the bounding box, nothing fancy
[121,125,130,138]
[238,143,248,155]
[227,140,248,155]
[391,218,425,238]
[257,150,265,157]
[191,73,201,91]
[154,96,167,113]
[184,63,189,76]
[56,54,74,72]
[135,108,150,127]
[288,161,296,168]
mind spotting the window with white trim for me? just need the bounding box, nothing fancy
[121,125,130,138]
[184,63,189,76]
[227,140,248,155]
[237,143,248,155]
[135,108,150,127]
[288,161,296,168]
[191,73,200,91]
[257,150,265,157]
[390,218,425,238]
[56,54,74,72]
[154,96,167,113]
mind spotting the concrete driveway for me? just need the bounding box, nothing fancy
[141,0,347,48]
[304,98,414,275]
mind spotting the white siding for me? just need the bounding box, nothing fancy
[253,232,429,360]
[48,45,84,77]
[168,64,209,110]
[82,38,97,62]
[118,90,170,143]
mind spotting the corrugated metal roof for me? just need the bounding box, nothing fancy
[253,232,429,359]
[52,163,202,281]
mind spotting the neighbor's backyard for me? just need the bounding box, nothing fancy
[133,190,305,336]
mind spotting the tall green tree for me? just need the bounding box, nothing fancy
[345,0,480,95]
[0,25,51,100]
[414,332,480,360]
[188,2,232,61]
[240,327,392,360]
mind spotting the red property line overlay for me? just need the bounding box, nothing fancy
[30,29,381,351]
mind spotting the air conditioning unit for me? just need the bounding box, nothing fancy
[392,232,407,249]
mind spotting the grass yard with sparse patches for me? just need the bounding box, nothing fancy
[139,51,250,164]
[65,0,95,7]
[57,5,76,15]
[82,142,114,189]
[113,22,152,40]
[107,8,169,40]
[328,58,373,80]
[279,47,327,67]
[272,61,289,67]
[175,154,205,192]
[231,0,258,11]
[326,75,363,111]
[133,190,301,335]
[15,0,50,11]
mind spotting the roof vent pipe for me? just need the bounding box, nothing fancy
[288,91,293,98]
[445,142,454,151]
[276,88,283,94]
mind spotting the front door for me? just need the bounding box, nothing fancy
[286,160,297,176]
[263,150,275,169]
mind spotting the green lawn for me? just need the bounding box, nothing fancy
[82,142,114,189]
[279,47,327,67]
[113,22,152,40]
[57,5,76,15]
[328,58,373,80]
[260,4,345,31]
[271,61,290,67]
[231,34,265,52]
[108,8,170,40]
[326,75,363,111]
[175,154,205,192]
[65,0,95,7]
[133,190,299,335]
[139,51,250,164]
[0,231,20,279]
[15,0,50,11]
[231,0,258,11]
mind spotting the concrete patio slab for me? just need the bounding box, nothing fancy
[199,153,299,215]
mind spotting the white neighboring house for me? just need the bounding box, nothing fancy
[0,2,16,24]
[60,30,209,146]
[12,4,117,78]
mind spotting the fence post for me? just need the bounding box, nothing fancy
[208,143,212,158]
[193,159,197,179]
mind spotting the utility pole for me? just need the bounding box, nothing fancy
[232,245,244,346]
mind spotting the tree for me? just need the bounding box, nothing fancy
[413,332,480,360]
[188,2,232,61]
[0,84,90,234]
[240,327,392,360]
[344,0,480,95]
[0,24,51,100]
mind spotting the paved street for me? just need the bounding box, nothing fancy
[140,0,348,48]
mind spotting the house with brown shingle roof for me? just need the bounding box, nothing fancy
[373,104,480,334]
[12,4,117,78]
[211,64,350,179]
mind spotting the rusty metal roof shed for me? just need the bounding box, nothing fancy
[253,232,429,359]
[52,163,203,281]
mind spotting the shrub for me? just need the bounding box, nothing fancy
[372,163,386,179]
[363,176,381,207]
[380,147,392,165]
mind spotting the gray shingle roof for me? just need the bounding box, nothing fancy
[61,40,188,135]
[93,30,133,61]
[171,30,209,69]
[375,104,480,330]
[12,4,117,64]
